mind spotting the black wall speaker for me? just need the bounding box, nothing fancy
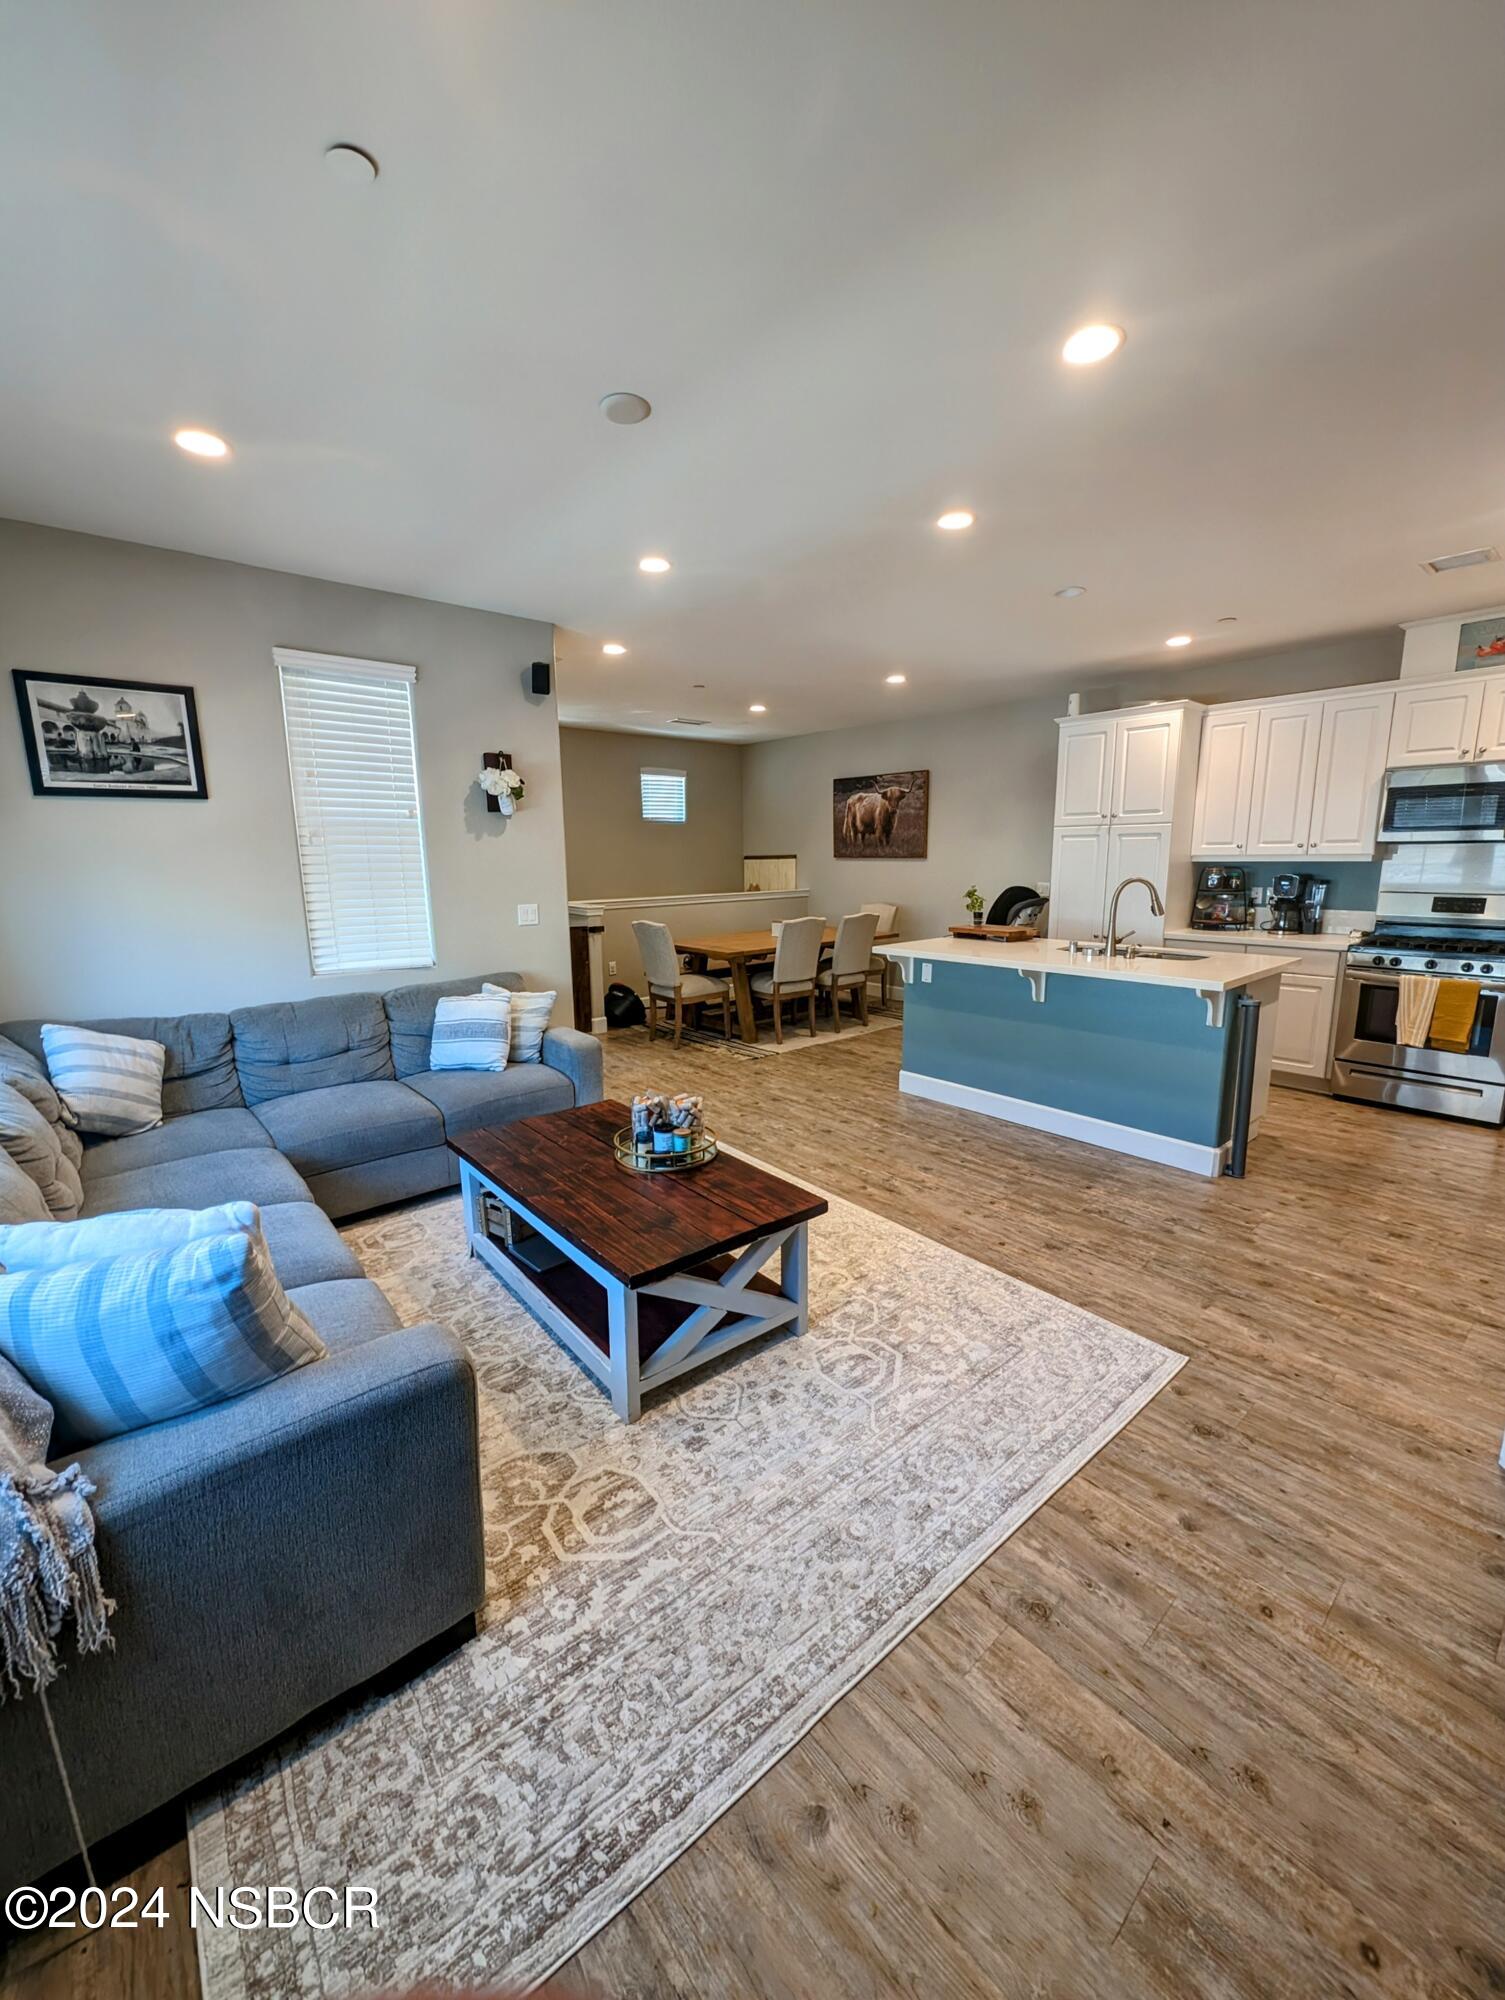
[529,661,551,697]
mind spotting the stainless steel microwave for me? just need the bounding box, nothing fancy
[1380,763,1505,843]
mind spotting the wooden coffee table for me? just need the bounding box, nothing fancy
[450,1101,828,1421]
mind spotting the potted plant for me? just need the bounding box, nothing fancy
[963,884,985,925]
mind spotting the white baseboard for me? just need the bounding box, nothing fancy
[591,1016,608,1036]
[897,1069,1254,1178]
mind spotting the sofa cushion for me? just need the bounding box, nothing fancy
[251,1081,442,1178]
[405,1063,574,1140]
[80,1147,312,1219]
[384,973,521,1078]
[230,993,394,1106]
[285,1277,401,1353]
[259,1202,362,1290]
[0,1229,326,1447]
[2,1015,241,1116]
[0,1149,49,1227]
[79,1108,274,1183]
[0,1082,82,1219]
[0,1034,67,1128]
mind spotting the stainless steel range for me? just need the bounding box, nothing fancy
[1333,841,1505,1125]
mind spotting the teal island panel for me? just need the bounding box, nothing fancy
[901,960,1238,1147]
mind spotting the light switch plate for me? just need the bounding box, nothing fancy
[921,961,933,982]
[517,903,539,927]
[607,959,617,975]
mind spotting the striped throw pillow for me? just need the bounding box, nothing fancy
[430,993,511,1072]
[0,1200,261,1275]
[0,1227,326,1445]
[40,1024,166,1137]
[484,985,555,1063]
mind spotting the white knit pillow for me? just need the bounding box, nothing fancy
[429,993,511,1072]
[484,986,554,1064]
[40,1024,165,1137]
[0,1200,262,1275]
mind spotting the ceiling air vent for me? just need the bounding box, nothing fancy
[1420,546,1500,575]
[668,716,708,726]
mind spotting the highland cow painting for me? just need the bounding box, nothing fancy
[832,768,929,858]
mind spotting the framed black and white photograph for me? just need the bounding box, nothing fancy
[12,670,208,799]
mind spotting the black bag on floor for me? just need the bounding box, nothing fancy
[604,980,646,1029]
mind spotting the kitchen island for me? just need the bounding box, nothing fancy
[877,937,1289,1176]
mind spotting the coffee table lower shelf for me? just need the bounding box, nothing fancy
[458,1159,810,1421]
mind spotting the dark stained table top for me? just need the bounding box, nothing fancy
[450,1100,828,1287]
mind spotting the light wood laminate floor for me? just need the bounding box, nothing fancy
[5,1026,1503,2000]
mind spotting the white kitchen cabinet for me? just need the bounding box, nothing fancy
[1307,689,1395,857]
[1246,700,1323,856]
[1111,709,1183,822]
[1105,823,1172,942]
[1475,676,1505,763]
[1048,824,1111,940]
[1054,717,1115,823]
[1190,706,1260,856]
[1267,971,1336,1084]
[1387,681,1486,767]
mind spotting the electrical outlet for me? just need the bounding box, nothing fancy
[607,959,618,976]
[1037,880,1050,898]
[517,903,539,927]
[921,961,933,983]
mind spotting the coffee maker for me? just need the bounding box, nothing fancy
[1263,871,1329,934]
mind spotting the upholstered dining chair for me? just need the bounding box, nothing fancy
[632,919,733,1047]
[818,911,881,1027]
[860,901,899,1008]
[748,915,825,1043]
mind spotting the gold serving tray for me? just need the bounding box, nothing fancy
[613,1126,719,1173]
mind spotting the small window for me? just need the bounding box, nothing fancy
[640,767,687,823]
[275,648,436,977]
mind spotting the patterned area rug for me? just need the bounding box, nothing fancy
[610,1012,901,1058]
[189,1174,1183,1998]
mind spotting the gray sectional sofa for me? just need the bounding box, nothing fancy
[0,972,602,1894]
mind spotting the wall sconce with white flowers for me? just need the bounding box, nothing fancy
[478,752,525,816]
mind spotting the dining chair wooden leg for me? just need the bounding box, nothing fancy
[721,990,732,1038]
[856,979,869,1026]
[647,991,658,1042]
[772,984,784,1044]
[806,989,817,1037]
[674,990,685,1049]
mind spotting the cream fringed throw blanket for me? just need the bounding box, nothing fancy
[0,1383,112,1698]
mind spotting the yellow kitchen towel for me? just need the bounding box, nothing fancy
[1428,978,1480,1054]
[1396,974,1439,1047]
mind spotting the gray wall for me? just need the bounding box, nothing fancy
[0,520,571,1018]
[741,696,1064,941]
[560,725,745,899]
[1085,628,1402,711]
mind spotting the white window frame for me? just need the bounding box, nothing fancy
[274,647,437,978]
[640,766,688,823]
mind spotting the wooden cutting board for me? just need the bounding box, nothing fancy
[946,923,1039,940]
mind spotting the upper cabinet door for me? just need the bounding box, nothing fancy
[1111,709,1182,821]
[1386,681,1485,768]
[1246,701,1323,855]
[1474,676,1505,762]
[1054,718,1115,823]
[1307,690,1395,858]
[1048,823,1110,939]
[1190,706,1259,855]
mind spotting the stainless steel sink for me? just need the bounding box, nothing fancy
[1125,947,1208,961]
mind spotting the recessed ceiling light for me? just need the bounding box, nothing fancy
[638,555,671,574]
[1062,323,1125,366]
[749,703,767,714]
[1054,585,1087,599]
[602,642,627,656]
[173,428,229,459]
[1165,634,1193,648]
[885,673,907,685]
[324,143,378,183]
[936,509,974,532]
[600,392,652,425]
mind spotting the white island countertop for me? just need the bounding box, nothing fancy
[877,935,1294,994]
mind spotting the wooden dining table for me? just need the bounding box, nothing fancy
[674,925,898,1043]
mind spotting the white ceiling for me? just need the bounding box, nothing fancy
[4,0,1505,742]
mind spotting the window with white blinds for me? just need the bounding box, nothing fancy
[275,649,436,977]
[640,767,687,823]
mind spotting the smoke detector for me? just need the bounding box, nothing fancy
[1421,546,1499,575]
[600,392,652,425]
[325,143,378,183]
